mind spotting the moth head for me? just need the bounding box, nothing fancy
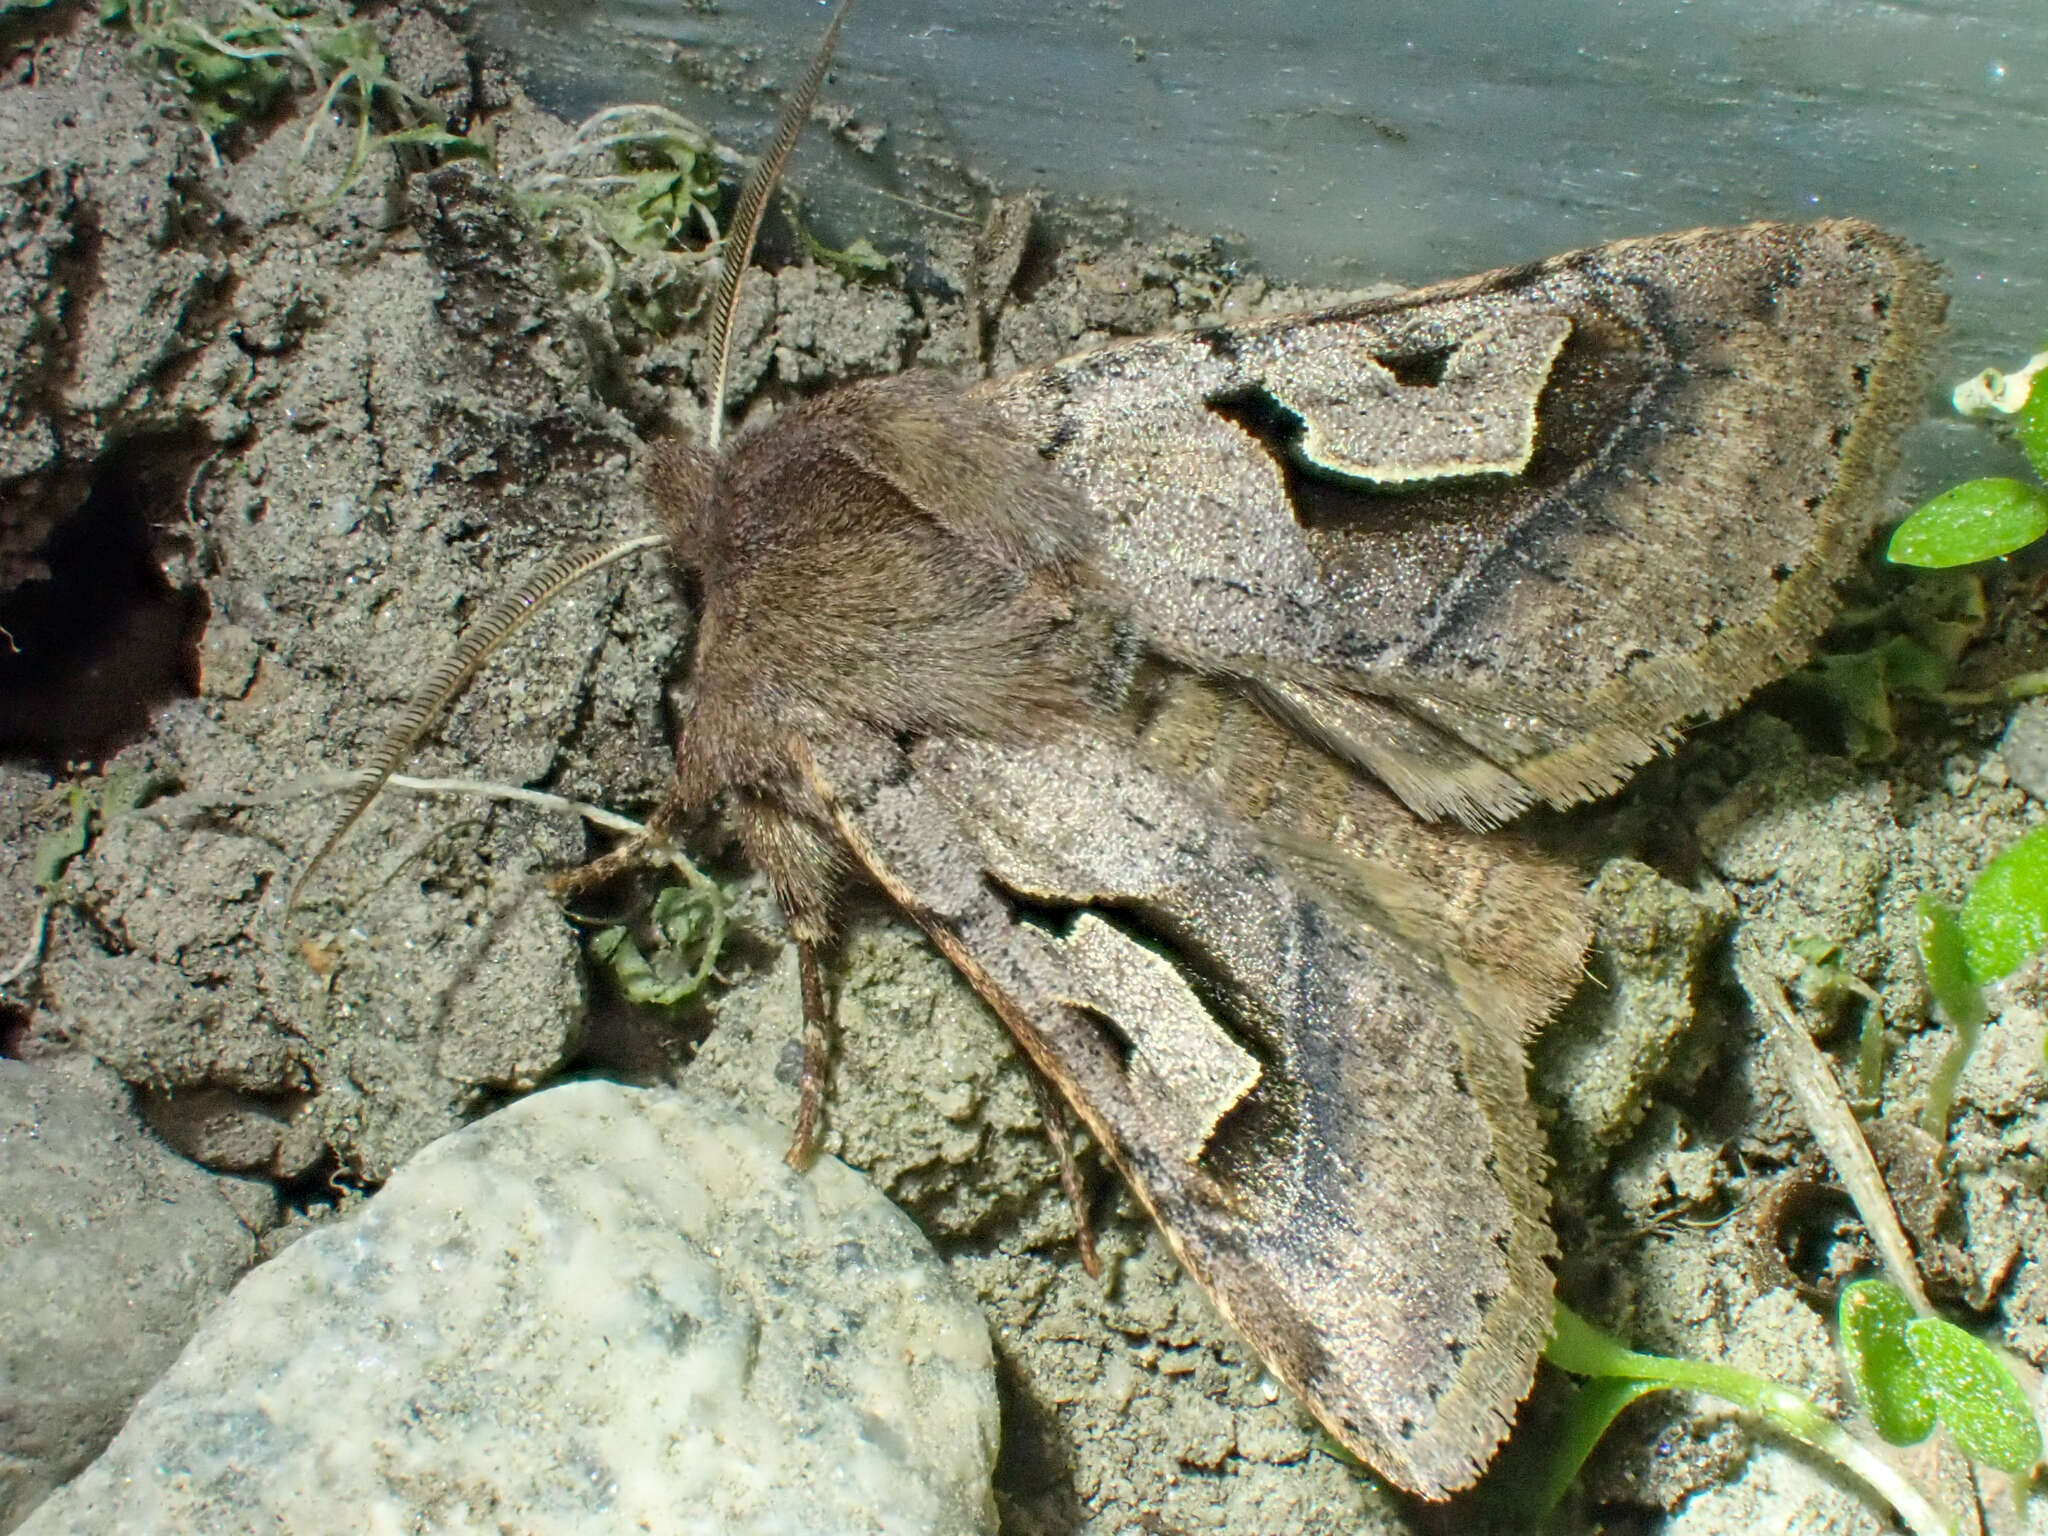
[645,436,720,577]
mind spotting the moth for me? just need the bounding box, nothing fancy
[297,0,1943,1499]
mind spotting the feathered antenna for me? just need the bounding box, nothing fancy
[700,0,853,450]
[287,535,664,912]
[288,0,857,913]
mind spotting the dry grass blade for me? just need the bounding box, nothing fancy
[1735,935,1932,1314]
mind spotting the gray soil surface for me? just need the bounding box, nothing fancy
[4,2,2047,1532]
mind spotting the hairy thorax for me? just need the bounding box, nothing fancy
[648,373,1120,924]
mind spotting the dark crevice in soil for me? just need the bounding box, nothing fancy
[991,1348,1084,1530]
[274,1145,373,1215]
[0,431,210,765]
[0,1000,31,1058]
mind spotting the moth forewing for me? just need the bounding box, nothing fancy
[820,716,1561,1498]
[975,220,1943,826]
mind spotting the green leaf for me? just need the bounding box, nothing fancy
[797,220,893,281]
[821,235,891,277]
[1904,1316,2045,1475]
[590,925,692,1007]
[1532,1376,1665,1518]
[587,884,723,1007]
[1897,569,1988,667]
[2019,379,2048,482]
[31,788,90,890]
[1794,634,1952,761]
[1839,1280,1938,1446]
[1789,935,1843,966]
[648,884,708,949]
[1916,897,1988,1029]
[1959,825,2048,985]
[1886,478,2048,568]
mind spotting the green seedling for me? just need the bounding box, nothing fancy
[1788,933,1889,1105]
[7,768,162,994]
[1889,478,2048,570]
[505,112,890,331]
[1781,570,1986,760]
[1840,1277,1940,1444]
[1838,1279,2043,1477]
[1915,825,2048,1132]
[1958,824,2048,985]
[506,105,727,327]
[107,0,470,202]
[31,786,92,891]
[588,881,726,1008]
[112,0,298,132]
[31,767,155,892]
[1890,344,2048,569]
[1536,1301,1956,1535]
[795,215,892,282]
[1915,896,1987,1138]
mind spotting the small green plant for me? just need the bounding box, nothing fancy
[1530,1292,2044,1536]
[1784,336,2048,757]
[1839,1278,2042,1477]
[505,105,728,329]
[1788,933,1889,1105]
[105,0,471,199]
[31,768,155,892]
[1839,1277,1937,1445]
[502,112,895,331]
[6,768,160,995]
[1914,824,2048,1132]
[1536,1301,1955,1533]
[31,786,92,892]
[1779,569,1989,761]
[795,215,892,282]
[588,880,726,1007]
[1889,347,2048,569]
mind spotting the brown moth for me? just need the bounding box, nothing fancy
[299,0,1944,1500]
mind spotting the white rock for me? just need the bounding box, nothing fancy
[21,1081,1000,1536]
[0,1059,254,1532]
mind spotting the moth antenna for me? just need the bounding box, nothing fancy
[699,0,854,451]
[287,533,666,914]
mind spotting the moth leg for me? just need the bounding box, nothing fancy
[786,938,834,1171]
[1028,1071,1102,1278]
[545,778,695,897]
[731,782,847,1173]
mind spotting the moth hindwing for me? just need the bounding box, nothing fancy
[308,2,1943,1501]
